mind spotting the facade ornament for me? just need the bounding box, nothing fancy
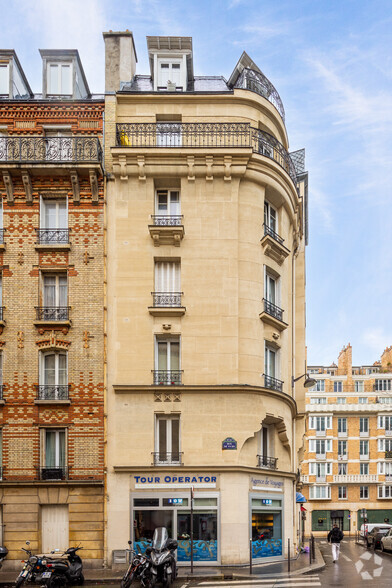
[187,155,195,181]
[137,156,146,181]
[224,155,232,182]
[89,169,99,204]
[2,171,14,204]
[70,169,80,204]
[21,170,33,204]
[206,155,213,181]
[83,250,94,264]
[17,331,24,348]
[17,252,24,265]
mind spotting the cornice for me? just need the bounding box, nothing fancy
[112,464,296,479]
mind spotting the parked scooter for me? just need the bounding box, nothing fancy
[121,541,152,588]
[15,542,52,587]
[45,546,84,587]
[148,527,178,588]
[0,545,7,569]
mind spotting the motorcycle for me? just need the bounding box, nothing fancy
[45,546,84,587]
[0,545,7,569]
[15,542,53,587]
[148,527,178,588]
[121,541,152,588]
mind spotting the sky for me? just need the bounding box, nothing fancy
[1,0,391,366]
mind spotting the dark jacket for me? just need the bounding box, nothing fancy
[328,527,344,543]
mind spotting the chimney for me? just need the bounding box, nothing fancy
[337,343,352,376]
[381,346,392,371]
[103,30,137,93]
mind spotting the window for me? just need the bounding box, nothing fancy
[265,272,278,306]
[309,416,331,431]
[39,351,68,400]
[308,439,332,455]
[338,486,347,499]
[45,129,72,161]
[259,424,275,466]
[379,416,392,431]
[310,397,327,404]
[41,428,66,479]
[0,64,9,95]
[360,440,369,457]
[309,462,331,477]
[154,261,180,300]
[40,274,68,320]
[378,485,392,498]
[309,486,331,500]
[375,380,392,392]
[360,463,369,475]
[0,273,2,321]
[264,344,280,390]
[155,415,180,464]
[154,337,181,385]
[39,198,68,243]
[334,381,343,392]
[311,380,325,392]
[358,397,368,404]
[155,190,180,220]
[378,439,392,452]
[355,381,364,392]
[378,397,392,404]
[338,440,347,457]
[338,418,347,434]
[264,202,278,235]
[338,463,347,475]
[0,429,2,480]
[158,60,182,89]
[360,486,368,499]
[360,417,369,434]
[47,62,72,95]
[337,397,346,404]
[156,122,182,147]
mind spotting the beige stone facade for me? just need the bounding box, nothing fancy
[302,344,392,538]
[104,32,308,565]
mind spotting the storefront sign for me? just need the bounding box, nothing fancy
[251,476,284,492]
[262,499,272,505]
[222,437,237,450]
[133,474,217,489]
[167,498,183,505]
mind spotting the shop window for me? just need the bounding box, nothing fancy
[251,497,282,559]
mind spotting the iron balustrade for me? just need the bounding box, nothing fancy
[0,466,2,480]
[263,298,284,322]
[257,455,278,469]
[35,307,70,321]
[0,384,3,400]
[386,451,392,459]
[234,68,285,122]
[37,385,69,401]
[0,136,102,163]
[263,373,284,393]
[0,229,4,244]
[151,215,183,226]
[152,292,183,307]
[40,467,68,480]
[36,229,69,244]
[0,307,4,322]
[116,123,297,186]
[153,370,183,386]
[263,223,285,245]
[152,452,183,466]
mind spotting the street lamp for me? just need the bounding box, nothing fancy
[292,373,317,388]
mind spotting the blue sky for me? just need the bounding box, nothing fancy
[2,0,392,366]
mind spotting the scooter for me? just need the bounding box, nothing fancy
[45,546,84,587]
[148,527,177,588]
[0,545,7,569]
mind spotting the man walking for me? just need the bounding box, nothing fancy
[328,523,344,562]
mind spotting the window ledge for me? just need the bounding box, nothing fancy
[149,225,184,247]
[260,234,290,265]
[35,243,71,251]
[259,311,288,331]
[35,399,71,405]
[148,307,186,317]
[33,320,71,328]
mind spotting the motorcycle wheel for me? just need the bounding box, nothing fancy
[76,573,84,586]
[47,574,67,588]
[15,576,26,588]
[121,571,134,588]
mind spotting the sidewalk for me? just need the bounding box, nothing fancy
[0,546,325,585]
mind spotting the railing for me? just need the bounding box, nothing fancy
[0,307,4,322]
[263,223,284,245]
[0,136,102,163]
[385,475,392,482]
[152,452,183,466]
[151,215,183,226]
[316,453,326,459]
[257,455,278,469]
[386,451,392,459]
[151,292,183,307]
[116,123,298,186]
[0,466,2,480]
[333,474,378,483]
[0,229,4,244]
[40,467,68,480]
[263,374,283,392]
[153,370,183,386]
[37,385,69,401]
[385,430,392,437]
[35,307,70,321]
[233,68,285,122]
[36,229,69,244]
[316,430,327,437]
[301,475,309,483]
[316,476,326,483]
[0,384,3,400]
[263,298,284,321]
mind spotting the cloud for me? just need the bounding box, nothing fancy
[361,328,391,359]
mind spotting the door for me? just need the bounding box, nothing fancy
[133,509,174,554]
[41,505,69,553]
[331,516,343,530]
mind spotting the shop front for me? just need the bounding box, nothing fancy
[249,476,285,561]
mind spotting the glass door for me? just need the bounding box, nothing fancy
[133,509,174,554]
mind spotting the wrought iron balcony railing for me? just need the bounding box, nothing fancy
[263,298,284,322]
[233,68,285,122]
[0,384,3,400]
[152,452,183,466]
[386,451,392,459]
[153,370,183,386]
[151,215,183,226]
[151,292,183,308]
[0,136,102,163]
[263,373,283,393]
[0,307,4,322]
[263,223,284,245]
[257,455,278,469]
[36,229,69,244]
[37,385,69,401]
[40,466,68,480]
[35,307,70,321]
[0,466,2,480]
[0,229,4,245]
[116,123,297,186]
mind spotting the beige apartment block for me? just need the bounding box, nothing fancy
[103,31,309,565]
[301,344,392,538]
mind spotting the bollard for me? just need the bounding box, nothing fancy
[309,536,312,565]
[249,539,252,575]
[288,538,290,574]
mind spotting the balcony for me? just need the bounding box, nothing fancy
[35,229,70,250]
[0,384,3,402]
[0,306,4,324]
[153,370,183,386]
[259,298,287,331]
[0,136,102,167]
[338,431,348,437]
[36,385,70,402]
[116,123,298,187]
[148,293,186,317]
[333,474,378,483]
[0,229,5,250]
[35,307,71,327]
[261,224,290,265]
[316,476,327,483]
[263,374,283,393]
[40,467,68,481]
[360,454,369,460]
[233,68,285,122]
[360,430,369,437]
[148,215,184,247]
[316,430,327,437]
[257,455,278,470]
[386,451,392,459]
[385,430,392,437]
[152,452,183,466]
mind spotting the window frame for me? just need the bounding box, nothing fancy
[264,201,278,234]
[39,350,68,388]
[40,196,68,230]
[155,189,181,217]
[154,414,181,465]
[40,427,67,469]
[47,62,73,96]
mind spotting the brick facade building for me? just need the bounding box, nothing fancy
[0,50,104,567]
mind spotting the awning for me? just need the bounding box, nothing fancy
[296,492,307,503]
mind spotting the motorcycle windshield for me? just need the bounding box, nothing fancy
[152,527,169,551]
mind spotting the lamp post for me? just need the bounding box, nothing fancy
[292,373,317,389]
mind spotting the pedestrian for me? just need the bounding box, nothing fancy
[328,523,344,563]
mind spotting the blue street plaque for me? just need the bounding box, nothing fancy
[222,437,237,450]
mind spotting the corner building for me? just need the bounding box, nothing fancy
[302,344,392,537]
[0,50,104,567]
[104,32,309,565]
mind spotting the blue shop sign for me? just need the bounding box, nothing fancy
[134,475,217,484]
[222,437,237,450]
[262,499,272,505]
[168,498,183,505]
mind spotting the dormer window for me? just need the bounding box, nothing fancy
[40,50,91,100]
[0,63,9,96]
[47,62,72,96]
[158,60,182,90]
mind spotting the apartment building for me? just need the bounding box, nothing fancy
[104,31,309,565]
[302,344,392,537]
[0,50,104,567]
